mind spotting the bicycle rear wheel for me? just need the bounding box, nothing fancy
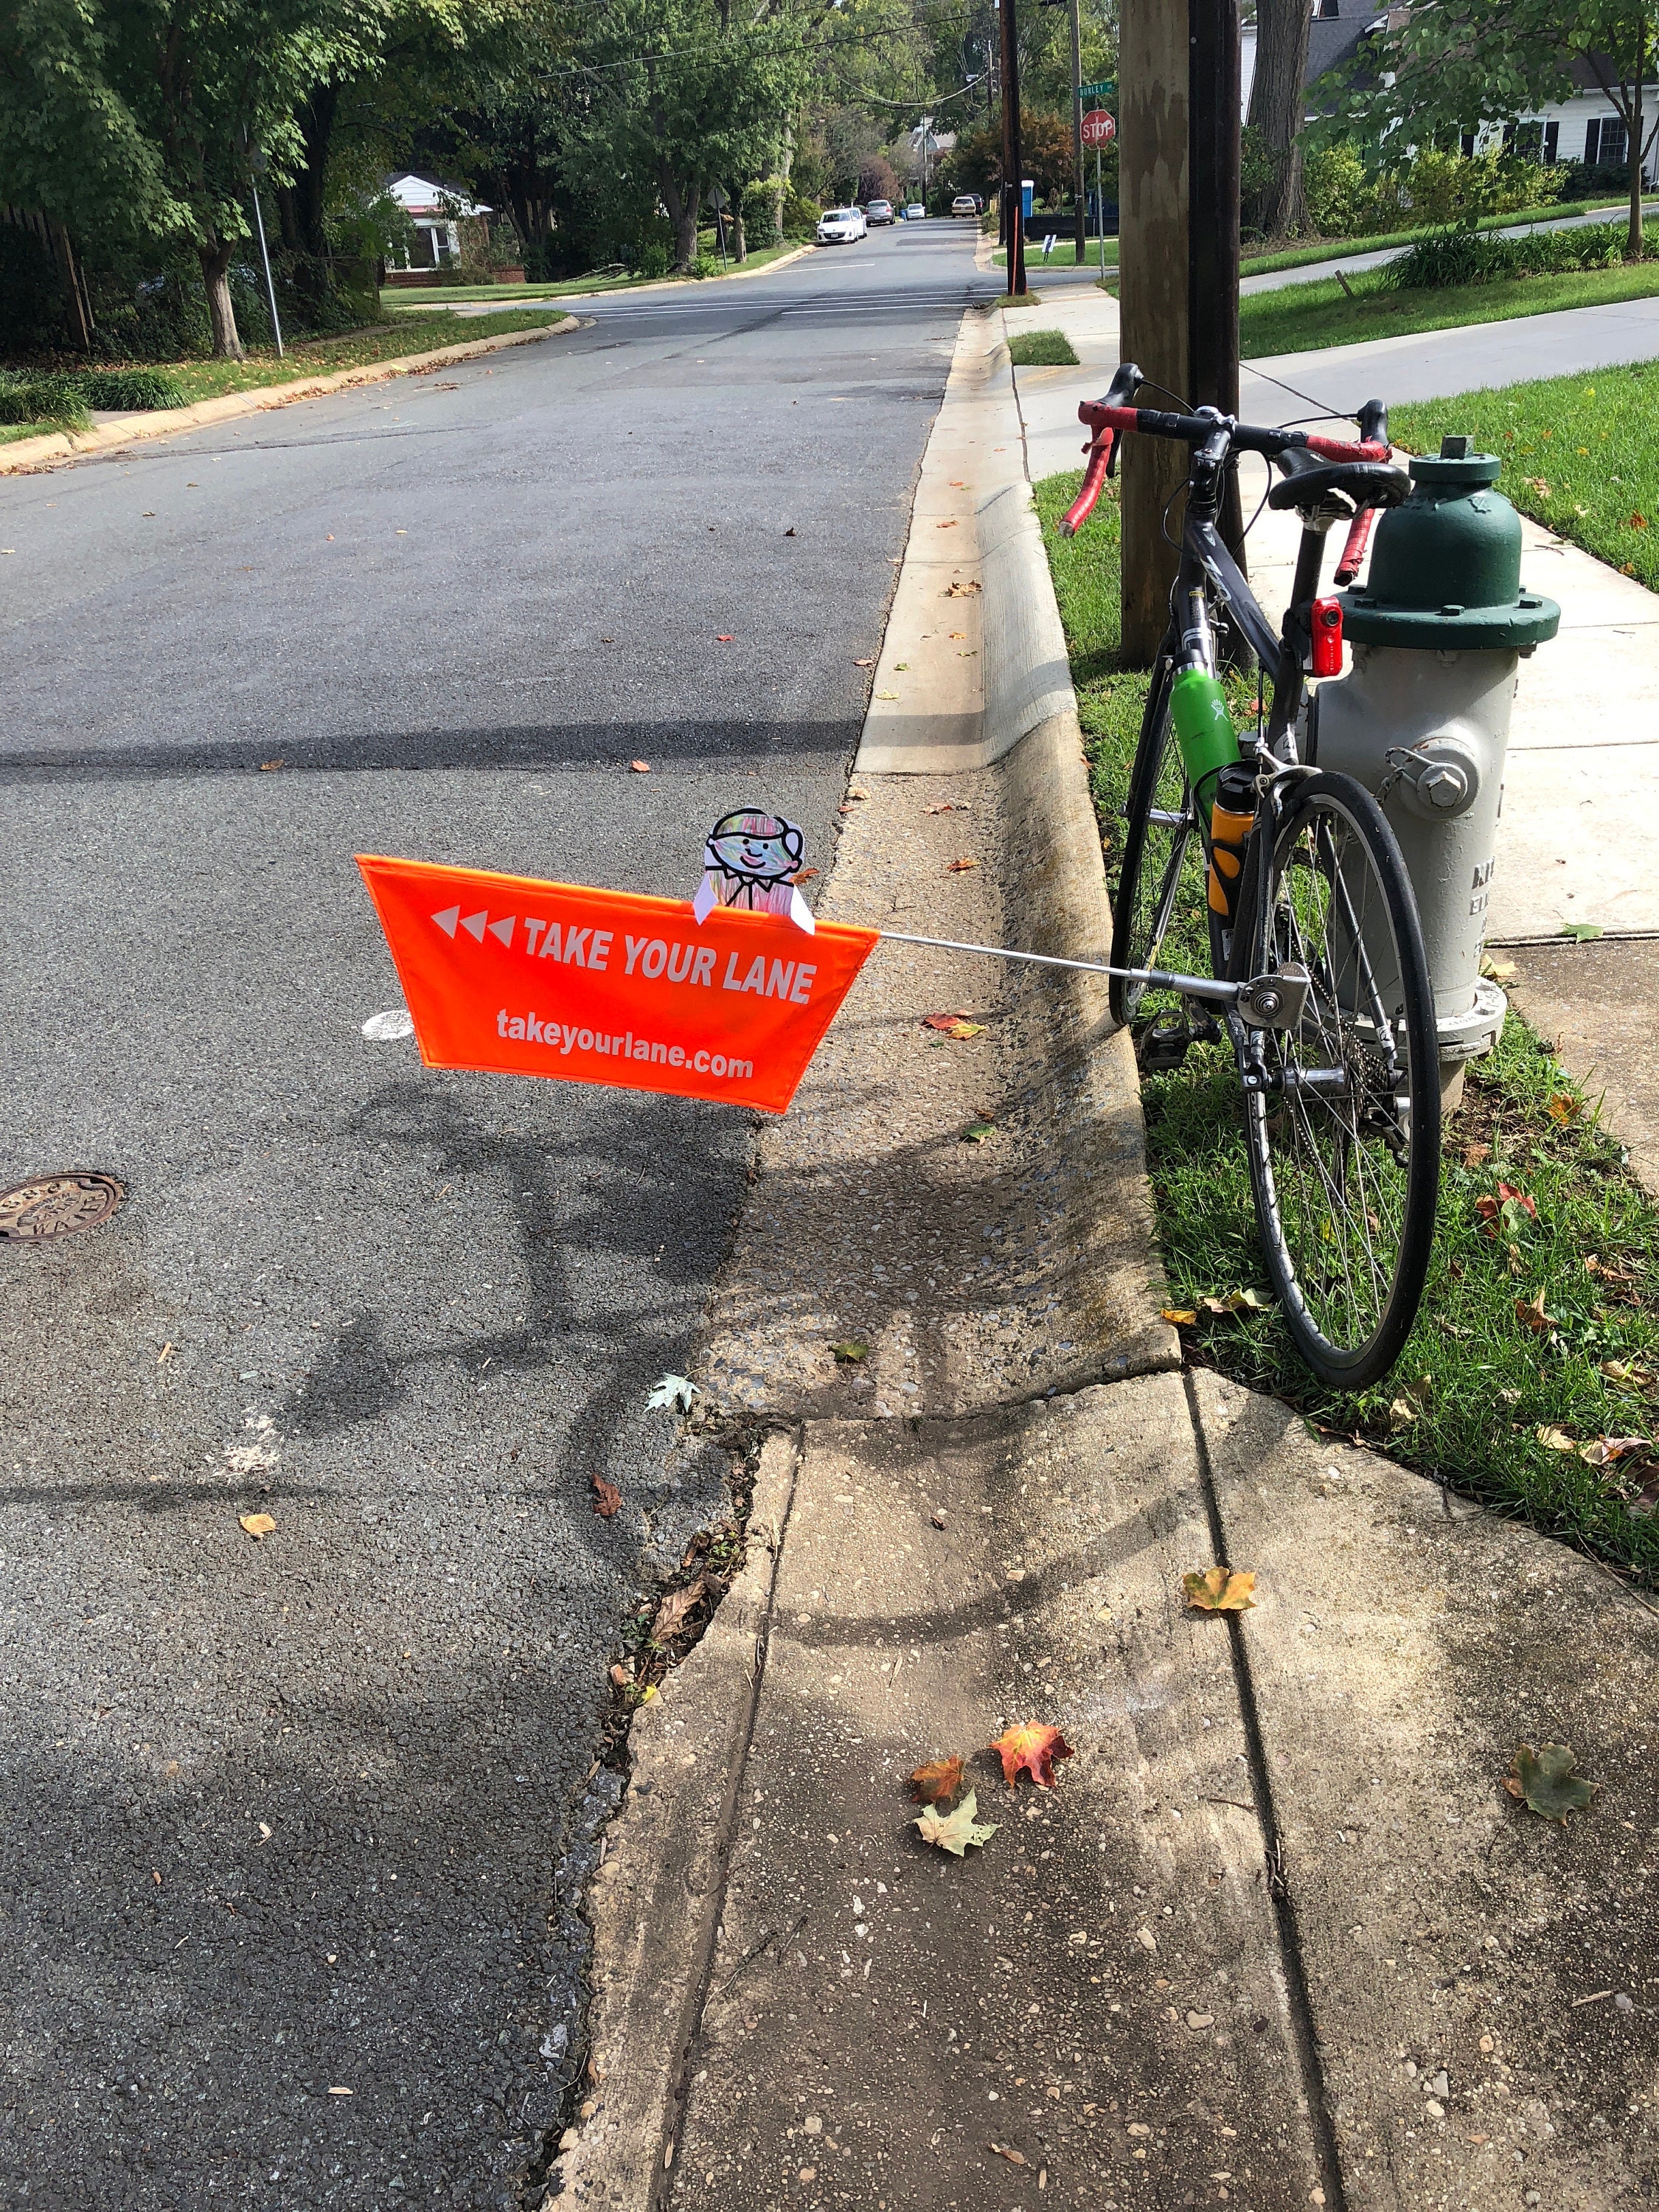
[1110,656,1205,1029]
[1233,771,1439,1391]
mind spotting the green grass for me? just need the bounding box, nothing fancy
[1034,460,1659,1584]
[1237,256,1659,358]
[1237,197,1658,279]
[1007,327,1081,367]
[1394,364,1659,593]
[995,237,1119,270]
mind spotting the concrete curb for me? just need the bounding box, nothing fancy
[546,1433,799,2209]
[0,316,580,476]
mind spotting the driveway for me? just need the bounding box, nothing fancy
[0,220,993,2210]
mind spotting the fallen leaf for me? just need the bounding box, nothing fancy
[945,578,981,597]
[156,1342,174,1365]
[1515,1288,1554,1334]
[258,759,284,773]
[1387,1397,1419,1430]
[1535,1425,1578,1453]
[790,867,818,881]
[1559,922,1604,942]
[591,1476,622,1518]
[874,690,900,700]
[936,518,958,529]
[237,1512,275,1540]
[830,1339,868,1363]
[846,788,869,801]
[988,2143,1028,2166]
[922,1012,986,1040]
[914,1790,998,1854]
[925,801,970,813]
[609,1661,630,1686]
[990,1721,1074,1790]
[1630,513,1649,529]
[1503,1742,1599,1823]
[629,759,651,773]
[909,1755,965,1806]
[1547,1092,1586,1125]
[1461,1141,1492,1168]
[1478,956,1516,984]
[647,1373,700,1412]
[1602,1360,1656,1389]
[1161,1308,1197,1326]
[1183,1567,1256,1612]
[651,1575,710,1643]
[1579,1435,1650,1467]
[1200,1287,1272,1316]
[945,856,978,873]
[715,633,734,642]
[854,657,874,667]
[961,1120,997,1143]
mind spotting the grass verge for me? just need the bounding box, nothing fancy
[1237,197,1658,280]
[995,238,1120,271]
[377,237,804,308]
[1393,364,1659,593]
[1238,256,1659,359]
[1007,328,1081,367]
[1033,460,1659,1584]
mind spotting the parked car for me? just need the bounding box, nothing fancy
[865,199,895,226]
[900,204,927,221]
[951,193,979,218]
[816,206,867,244]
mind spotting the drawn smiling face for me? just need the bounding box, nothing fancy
[706,812,804,890]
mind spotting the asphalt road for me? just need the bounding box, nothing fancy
[0,220,993,2211]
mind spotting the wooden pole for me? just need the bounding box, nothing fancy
[1118,0,1191,663]
[998,0,1026,296]
[1068,0,1086,261]
[1189,0,1245,565]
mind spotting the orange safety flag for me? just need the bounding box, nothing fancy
[357,854,879,1116]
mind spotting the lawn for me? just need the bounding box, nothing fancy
[994,237,1120,271]
[1237,256,1659,359]
[1393,363,1659,593]
[1034,460,1659,1585]
[1238,195,1657,280]
[1006,328,1081,367]
[378,235,805,309]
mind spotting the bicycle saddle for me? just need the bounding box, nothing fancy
[1267,448,1412,514]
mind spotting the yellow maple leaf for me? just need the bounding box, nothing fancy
[1183,1566,1256,1612]
[237,1512,276,1540]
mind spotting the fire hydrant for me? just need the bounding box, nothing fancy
[1311,437,1559,1107]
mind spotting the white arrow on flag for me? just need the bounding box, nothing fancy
[432,905,460,938]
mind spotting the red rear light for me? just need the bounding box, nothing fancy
[1310,595,1344,678]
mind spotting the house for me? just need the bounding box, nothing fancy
[1240,6,1658,186]
[382,174,493,281]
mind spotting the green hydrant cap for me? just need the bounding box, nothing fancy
[1340,439,1559,651]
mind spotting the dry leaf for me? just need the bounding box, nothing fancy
[923,1011,986,1040]
[1535,1425,1578,1453]
[914,1790,998,1854]
[629,759,651,773]
[1579,1435,1650,1467]
[237,1512,276,1540]
[990,1721,1074,1790]
[1161,1308,1197,1326]
[944,577,981,597]
[945,856,978,873]
[591,1475,622,1518]
[651,1575,709,1644]
[925,801,970,813]
[909,1755,965,1806]
[1547,1092,1586,1126]
[1602,1360,1656,1389]
[609,1662,630,1686]
[1515,1288,1554,1334]
[854,657,874,667]
[1503,1742,1598,1823]
[988,2143,1028,2167]
[715,633,734,642]
[1200,1287,1272,1317]
[1183,1566,1256,1612]
[935,518,958,529]
[830,1339,868,1363]
[258,759,284,773]
[1461,1141,1492,1168]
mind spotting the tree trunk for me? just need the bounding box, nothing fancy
[1630,51,1645,258]
[661,169,701,269]
[773,116,794,240]
[1246,0,1311,238]
[200,237,243,358]
[292,83,336,259]
[732,207,747,262]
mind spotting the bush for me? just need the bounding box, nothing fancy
[1384,218,1631,291]
[1388,146,1564,227]
[688,252,719,279]
[742,178,782,246]
[1301,140,1382,238]
[633,238,671,279]
[781,185,821,239]
[1559,158,1639,203]
[77,367,186,409]
[0,372,89,430]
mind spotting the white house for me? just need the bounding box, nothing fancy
[382,173,493,271]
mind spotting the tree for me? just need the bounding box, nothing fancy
[1246,0,1312,237]
[1323,0,1659,255]
[943,107,1077,199]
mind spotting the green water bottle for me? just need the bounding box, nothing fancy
[1168,667,1242,815]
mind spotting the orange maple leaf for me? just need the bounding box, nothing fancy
[909,1755,965,1806]
[990,1721,1074,1790]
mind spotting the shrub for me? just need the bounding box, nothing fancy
[0,372,90,430]
[781,185,821,239]
[633,238,671,279]
[77,367,186,409]
[688,252,719,279]
[1384,218,1631,291]
[742,178,782,246]
[1388,146,1564,227]
[1301,140,1384,238]
[1559,158,1637,203]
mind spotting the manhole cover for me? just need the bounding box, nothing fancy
[0,1172,125,1242]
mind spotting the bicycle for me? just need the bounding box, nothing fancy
[1057,362,1440,1391]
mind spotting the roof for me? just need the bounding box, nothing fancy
[383,173,492,220]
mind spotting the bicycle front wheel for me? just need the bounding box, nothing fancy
[1110,656,1203,1029]
[1234,771,1439,1391]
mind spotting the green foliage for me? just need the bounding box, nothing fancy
[1393,362,1659,591]
[76,366,186,406]
[942,110,1084,203]
[0,370,89,428]
[1006,327,1079,366]
[1240,123,1274,214]
[1238,254,1659,361]
[1384,146,1565,229]
[1385,218,1629,289]
[781,185,821,238]
[1299,139,1384,238]
[0,224,74,351]
[742,176,782,245]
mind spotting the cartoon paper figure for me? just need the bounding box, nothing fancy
[693,810,815,934]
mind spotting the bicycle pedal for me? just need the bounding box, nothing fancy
[1138,1020,1195,1072]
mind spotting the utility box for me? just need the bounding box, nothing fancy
[1310,442,1559,1103]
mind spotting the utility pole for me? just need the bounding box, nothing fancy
[1118,0,1240,659]
[998,0,1026,296]
[1068,0,1085,260]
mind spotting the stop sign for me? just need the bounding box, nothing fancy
[1081,109,1116,147]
